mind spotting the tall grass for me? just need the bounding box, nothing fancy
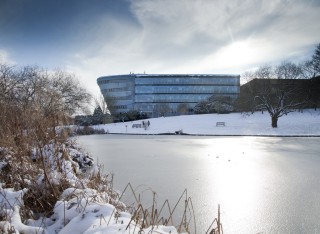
[112,182,222,233]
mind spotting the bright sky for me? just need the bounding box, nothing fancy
[1,0,319,96]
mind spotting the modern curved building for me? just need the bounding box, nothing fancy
[97,74,240,117]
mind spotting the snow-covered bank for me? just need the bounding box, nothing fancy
[94,110,320,136]
[0,142,186,234]
[0,185,182,234]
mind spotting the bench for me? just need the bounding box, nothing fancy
[216,122,225,127]
[132,124,142,128]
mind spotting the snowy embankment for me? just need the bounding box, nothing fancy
[96,110,320,136]
[0,143,183,234]
[0,184,179,234]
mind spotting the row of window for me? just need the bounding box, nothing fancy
[113,104,195,113]
[114,105,127,109]
[103,86,239,94]
[103,87,132,92]
[113,95,134,100]
[135,93,238,103]
[134,94,211,103]
[135,77,239,85]
[134,104,194,110]
[110,94,239,103]
[100,83,134,90]
[135,86,239,94]
[136,93,237,102]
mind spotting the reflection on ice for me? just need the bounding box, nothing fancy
[77,135,320,234]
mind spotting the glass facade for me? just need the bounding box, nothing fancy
[97,74,240,117]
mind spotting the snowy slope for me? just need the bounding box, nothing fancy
[96,110,320,136]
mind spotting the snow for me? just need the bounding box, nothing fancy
[94,110,320,136]
[1,185,172,234]
[0,186,27,208]
[11,206,45,234]
[1,110,319,234]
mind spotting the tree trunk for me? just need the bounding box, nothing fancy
[271,116,278,128]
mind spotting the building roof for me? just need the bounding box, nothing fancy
[97,73,240,82]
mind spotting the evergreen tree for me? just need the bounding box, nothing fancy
[92,106,104,124]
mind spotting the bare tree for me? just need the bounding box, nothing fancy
[254,64,274,79]
[237,65,308,128]
[241,70,255,84]
[0,63,94,218]
[275,61,302,79]
[301,43,320,79]
[50,69,91,116]
[253,80,307,128]
[301,60,317,79]
[312,43,320,76]
[0,63,91,144]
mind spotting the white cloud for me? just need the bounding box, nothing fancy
[65,0,320,97]
[129,0,319,63]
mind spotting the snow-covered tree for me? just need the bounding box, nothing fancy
[239,65,309,128]
[208,95,234,114]
[194,100,213,114]
[194,95,234,114]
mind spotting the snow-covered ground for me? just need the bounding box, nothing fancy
[96,110,320,136]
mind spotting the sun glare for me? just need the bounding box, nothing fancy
[194,137,266,233]
[212,40,258,70]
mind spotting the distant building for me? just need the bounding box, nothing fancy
[97,74,240,117]
[235,76,320,112]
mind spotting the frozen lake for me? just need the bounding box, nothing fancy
[76,135,320,234]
